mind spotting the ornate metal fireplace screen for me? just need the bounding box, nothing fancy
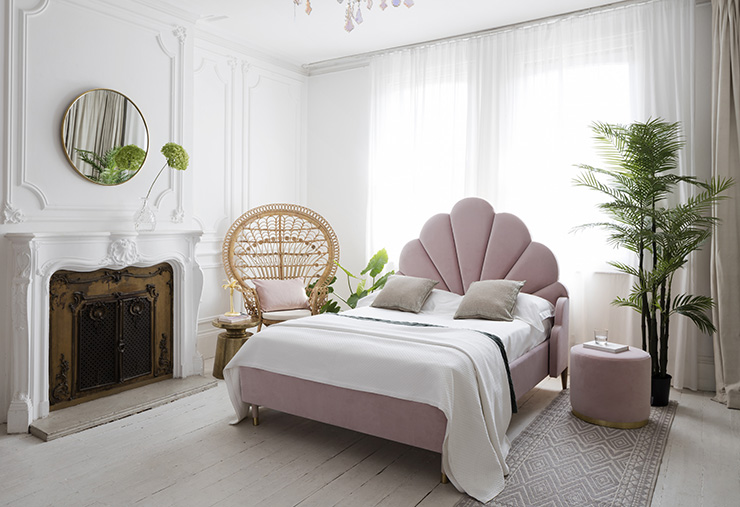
[49,263,173,410]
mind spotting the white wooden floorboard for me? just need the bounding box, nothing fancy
[651,389,740,507]
[1,373,738,507]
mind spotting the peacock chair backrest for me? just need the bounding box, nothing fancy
[223,203,339,319]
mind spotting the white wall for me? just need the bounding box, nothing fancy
[191,36,306,358]
[0,0,307,424]
[306,67,371,303]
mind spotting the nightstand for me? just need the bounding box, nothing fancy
[211,318,259,379]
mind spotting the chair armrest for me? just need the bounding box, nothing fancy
[308,284,329,315]
[238,285,262,321]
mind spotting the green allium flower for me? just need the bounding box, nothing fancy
[143,142,190,199]
[161,142,189,171]
[113,144,146,171]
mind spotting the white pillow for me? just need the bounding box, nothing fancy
[355,291,377,308]
[513,292,555,332]
[420,289,463,315]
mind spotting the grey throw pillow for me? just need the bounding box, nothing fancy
[454,279,526,321]
[371,275,439,313]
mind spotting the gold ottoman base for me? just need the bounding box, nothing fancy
[572,409,648,429]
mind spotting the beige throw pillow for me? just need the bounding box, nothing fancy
[371,275,439,313]
[454,279,525,321]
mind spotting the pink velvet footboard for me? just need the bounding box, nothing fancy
[239,337,555,454]
[240,366,448,452]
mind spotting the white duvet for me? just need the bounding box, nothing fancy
[222,301,551,503]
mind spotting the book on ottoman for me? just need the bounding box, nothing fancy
[583,340,629,353]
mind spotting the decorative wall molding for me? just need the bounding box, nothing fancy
[3,202,24,224]
[154,27,182,215]
[3,0,190,222]
[246,74,304,203]
[2,0,52,222]
[129,0,201,25]
[4,231,204,433]
[171,25,187,222]
[172,24,187,44]
[7,238,32,431]
[191,51,232,232]
[103,238,141,267]
[192,28,306,78]
[171,207,185,223]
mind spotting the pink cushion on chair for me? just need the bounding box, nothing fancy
[253,278,310,312]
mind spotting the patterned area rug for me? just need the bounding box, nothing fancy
[456,390,677,507]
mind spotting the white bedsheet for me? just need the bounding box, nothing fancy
[223,308,529,502]
[350,302,549,363]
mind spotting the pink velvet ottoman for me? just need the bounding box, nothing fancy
[570,344,651,429]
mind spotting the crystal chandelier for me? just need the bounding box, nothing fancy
[294,0,415,33]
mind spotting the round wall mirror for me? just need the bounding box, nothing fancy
[61,89,149,185]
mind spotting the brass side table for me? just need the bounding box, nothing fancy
[212,318,259,380]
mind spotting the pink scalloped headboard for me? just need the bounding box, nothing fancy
[397,197,568,305]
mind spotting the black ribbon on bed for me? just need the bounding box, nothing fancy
[332,314,518,414]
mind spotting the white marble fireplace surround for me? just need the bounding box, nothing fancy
[5,231,204,433]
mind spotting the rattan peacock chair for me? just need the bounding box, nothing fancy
[222,203,339,330]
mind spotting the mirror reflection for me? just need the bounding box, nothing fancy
[62,89,149,185]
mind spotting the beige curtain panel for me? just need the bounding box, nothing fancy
[710,0,740,409]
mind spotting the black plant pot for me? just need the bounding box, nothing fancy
[651,374,672,406]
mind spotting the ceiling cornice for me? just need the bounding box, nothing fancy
[305,0,656,76]
[193,29,308,77]
[128,0,201,24]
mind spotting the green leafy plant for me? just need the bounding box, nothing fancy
[310,248,395,313]
[75,144,145,184]
[75,147,115,179]
[574,119,733,379]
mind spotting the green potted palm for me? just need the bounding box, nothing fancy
[574,119,733,405]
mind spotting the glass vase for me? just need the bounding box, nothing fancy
[133,197,156,232]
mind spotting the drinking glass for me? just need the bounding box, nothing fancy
[594,328,608,345]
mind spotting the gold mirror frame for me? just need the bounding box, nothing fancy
[61,88,149,186]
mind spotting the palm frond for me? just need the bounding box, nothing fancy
[671,294,716,333]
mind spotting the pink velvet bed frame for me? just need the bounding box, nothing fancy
[239,197,569,456]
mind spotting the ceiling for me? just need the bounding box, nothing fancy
[162,0,620,68]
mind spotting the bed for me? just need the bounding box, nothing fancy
[223,197,569,503]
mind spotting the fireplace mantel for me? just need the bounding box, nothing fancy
[5,231,204,433]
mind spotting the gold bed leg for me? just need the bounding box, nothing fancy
[561,367,569,390]
[441,472,449,484]
[251,404,260,426]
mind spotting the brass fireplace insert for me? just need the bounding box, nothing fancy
[48,263,173,410]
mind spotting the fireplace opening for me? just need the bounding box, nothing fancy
[48,263,174,410]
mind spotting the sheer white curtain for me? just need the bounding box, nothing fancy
[369,0,701,383]
[710,0,740,408]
